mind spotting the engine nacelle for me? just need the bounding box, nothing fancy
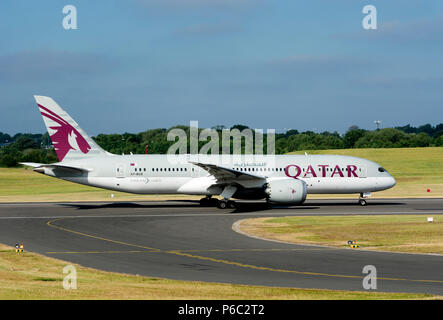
[265,178,307,205]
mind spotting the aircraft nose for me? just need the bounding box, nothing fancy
[388,176,396,188]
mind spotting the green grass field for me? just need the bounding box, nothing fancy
[0,147,441,201]
[0,167,201,202]
[239,215,443,254]
[0,244,438,300]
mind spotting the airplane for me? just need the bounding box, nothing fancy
[21,96,396,208]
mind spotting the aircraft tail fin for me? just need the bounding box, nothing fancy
[34,95,108,162]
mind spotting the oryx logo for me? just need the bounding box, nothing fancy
[38,104,91,161]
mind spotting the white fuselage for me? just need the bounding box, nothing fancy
[40,154,396,198]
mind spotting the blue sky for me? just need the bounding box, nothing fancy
[1,0,442,135]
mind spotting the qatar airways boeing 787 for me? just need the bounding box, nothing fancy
[21,96,396,208]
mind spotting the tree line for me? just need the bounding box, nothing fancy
[1,123,442,167]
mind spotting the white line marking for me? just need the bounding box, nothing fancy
[0,211,442,220]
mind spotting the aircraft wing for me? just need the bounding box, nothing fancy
[20,162,91,174]
[190,161,264,181]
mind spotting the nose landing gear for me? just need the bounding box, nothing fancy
[358,192,371,206]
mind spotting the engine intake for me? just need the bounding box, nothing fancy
[265,178,307,204]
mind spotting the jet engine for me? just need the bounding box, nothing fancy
[265,178,307,205]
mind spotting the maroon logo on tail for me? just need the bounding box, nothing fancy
[38,104,91,161]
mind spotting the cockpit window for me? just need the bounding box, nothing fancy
[378,167,385,172]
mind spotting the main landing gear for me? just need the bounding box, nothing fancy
[358,192,371,206]
[200,185,238,209]
[199,197,237,209]
[215,185,238,209]
[216,199,237,209]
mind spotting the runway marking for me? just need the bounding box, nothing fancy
[164,251,443,284]
[46,250,159,254]
[45,218,443,285]
[2,211,443,220]
[46,248,330,255]
[175,248,332,253]
[46,218,161,252]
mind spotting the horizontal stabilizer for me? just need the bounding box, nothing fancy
[20,162,91,174]
[20,162,44,168]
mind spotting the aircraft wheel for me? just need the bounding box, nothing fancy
[359,199,367,206]
[217,200,228,209]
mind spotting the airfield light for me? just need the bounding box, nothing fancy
[15,243,24,253]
